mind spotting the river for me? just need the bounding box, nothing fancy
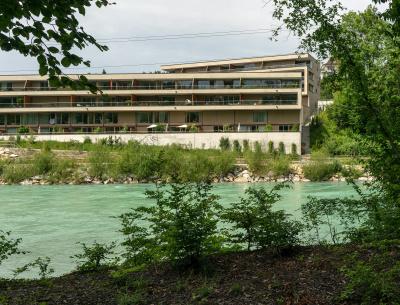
[0,182,360,278]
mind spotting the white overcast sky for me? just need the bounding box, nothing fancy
[0,0,389,75]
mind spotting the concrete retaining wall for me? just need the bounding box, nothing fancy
[0,132,302,154]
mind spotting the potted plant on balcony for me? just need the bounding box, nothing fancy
[264,124,273,132]
[189,125,198,133]
[16,97,23,107]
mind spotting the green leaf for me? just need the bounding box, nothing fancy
[42,16,51,23]
[48,47,59,54]
[39,65,48,76]
[61,57,71,67]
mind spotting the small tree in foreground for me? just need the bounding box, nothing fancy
[221,184,302,251]
[0,230,26,266]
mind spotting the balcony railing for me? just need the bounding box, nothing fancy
[200,62,310,73]
[0,99,298,109]
[2,83,301,92]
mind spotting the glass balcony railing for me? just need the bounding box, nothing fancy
[0,99,298,108]
[4,83,301,92]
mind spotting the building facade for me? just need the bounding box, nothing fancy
[0,54,320,138]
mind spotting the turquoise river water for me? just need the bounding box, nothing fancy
[0,182,361,278]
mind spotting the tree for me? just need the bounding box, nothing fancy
[0,0,113,93]
[269,1,400,204]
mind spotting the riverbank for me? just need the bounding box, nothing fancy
[1,242,399,304]
[0,146,371,185]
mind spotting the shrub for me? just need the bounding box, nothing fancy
[279,142,285,154]
[119,123,129,134]
[264,124,273,132]
[154,124,165,132]
[223,123,232,132]
[52,125,63,134]
[219,137,230,150]
[32,151,55,175]
[0,230,26,266]
[13,257,54,280]
[268,141,274,154]
[233,140,241,154]
[302,154,341,181]
[213,150,236,177]
[2,162,32,184]
[189,125,198,133]
[87,146,111,179]
[291,124,299,132]
[291,143,297,155]
[120,181,222,267]
[94,126,103,134]
[270,156,291,177]
[17,125,30,134]
[243,139,250,152]
[71,241,118,272]
[221,184,302,250]
[83,136,92,144]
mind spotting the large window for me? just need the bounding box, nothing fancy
[282,80,300,88]
[158,96,175,105]
[185,112,201,123]
[162,81,175,90]
[155,112,168,123]
[282,94,298,105]
[253,111,267,123]
[0,114,5,125]
[21,114,37,125]
[197,80,210,89]
[242,79,261,88]
[224,95,239,105]
[7,114,20,125]
[0,98,13,108]
[244,63,255,70]
[262,95,279,105]
[177,80,192,89]
[138,112,153,124]
[104,113,118,124]
[0,82,12,91]
[309,84,314,92]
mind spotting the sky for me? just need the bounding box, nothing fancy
[0,0,389,75]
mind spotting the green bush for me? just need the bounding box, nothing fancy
[0,230,26,266]
[189,125,198,133]
[154,124,165,132]
[83,136,92,144]
[301,153,341,181]
[264,124,273,132]
[52,125,63,134]
[2,162,33,184]
[213,150,236,177]
[221,184,302,250]
[291,143,297,155]
[122,181,222,267]
[279,142,285,154]
[243,139,249,152]
[94,126,103,134]
[268,141,274,154]
[245,141,267,175]
[291,124,299,132]
[87,146,111,179]
[270,156,291,177]
[233,140,241,154]
[219,137,230,150]
[32,151,55,175]
[71,241,118,272]
[17,125,30,134]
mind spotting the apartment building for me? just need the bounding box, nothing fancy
[0,54,320,136]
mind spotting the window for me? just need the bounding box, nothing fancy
[158,96,175,105]
[215,80,224,89]
[262,95,279,105]
[185,112,201,123]
[279,125,292,132]
[281,94,297,105]
[7,114,20,125]
[162,81,175,89]
[197,80,210,89]
[177,80,192,89]
[0,98,12,107]
[56,113,69,125]
[253,111,267,122]
[94,113,103,124]
[21,113,37,125]
[0,114,5,125]
[104,113,118,124]
[224,95,239,105]
[282,80,299,88]
[138,112,153,124]
[262,79,276,88]
[40,82,48,91]
[244,63,255,70]
[309,71,314,80]
[214,126,223,132]
[0,82,12,91]
[242,79,261,88]
[309,84,314,92]
[155,112,168,123]
[39,113,50,125]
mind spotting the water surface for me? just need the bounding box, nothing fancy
[0,182,360,278]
